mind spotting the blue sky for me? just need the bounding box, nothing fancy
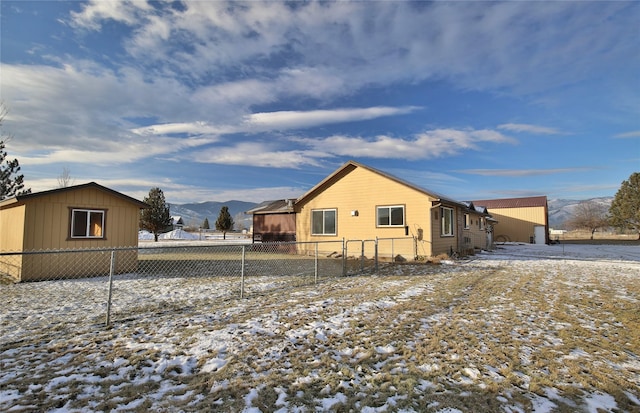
[1,1,638,204]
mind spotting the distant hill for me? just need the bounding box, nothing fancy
[548,197,613,228]
[169,200,257,230]
[168,197,612,231]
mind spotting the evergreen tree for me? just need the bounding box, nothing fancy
[140,187,171,242]
[215,206,234,240]
[0,104,30,200]
[609,172,640,239]
[202,217,210,229]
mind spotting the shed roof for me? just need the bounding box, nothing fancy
[472,196,547,209]
[0,182,148,209]
[296,160,468,208]
[246,199,295,214]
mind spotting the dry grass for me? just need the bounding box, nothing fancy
[1,256,639,412]
[556,230,640,244]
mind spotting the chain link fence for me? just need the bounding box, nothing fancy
[0,239,412,339]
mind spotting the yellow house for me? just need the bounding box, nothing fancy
[472,196,549,244]
[294,161,492,260]
[0,182,148,282]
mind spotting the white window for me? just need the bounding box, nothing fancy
[464,213,470,229]
[377,205,405,227]
[441,207,454,236]
[312,209,337,235]
[479,217,485,230]
[71,209,105,238]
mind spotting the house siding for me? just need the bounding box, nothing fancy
[473,196,549,244]
[487,206,547,243]
[296,165,440,259]
[430,204,465,256]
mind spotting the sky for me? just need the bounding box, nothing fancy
[1,1,639,205]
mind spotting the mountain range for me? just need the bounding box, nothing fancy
[547,197,613,228]
[169,197,613,231]
[169,200,257,230]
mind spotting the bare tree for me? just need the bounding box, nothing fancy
[57,167,75,188]
[565,200,609,239]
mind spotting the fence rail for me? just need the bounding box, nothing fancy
[0,238,412,335]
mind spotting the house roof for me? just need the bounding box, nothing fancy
[296,160,468,208]
[472,196,548,209]
[246,199,295,214]
[0,182,148,209]
[461,201,489,215]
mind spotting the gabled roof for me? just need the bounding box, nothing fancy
[246,199,295,214]
[462,201,489,215]
[472,196,548,209]
[0,182,148,208]
[296,160,467,208]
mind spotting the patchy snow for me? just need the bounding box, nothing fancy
[1,243,639,412]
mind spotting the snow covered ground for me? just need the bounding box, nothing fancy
[1,243,639,412]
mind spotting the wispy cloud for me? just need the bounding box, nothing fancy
[613,130,640,139]
[192,142,328,169]
[299,129,516,160]
[130,107,421,137]
[245,107,421,130]
[459,168,593,177]
[497,123,566,135]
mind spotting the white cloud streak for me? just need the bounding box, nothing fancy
[459,168,593,177]
[497,123,566,135]
[245,107,421,130]
[613,131,640,139]
[298,129,516,160]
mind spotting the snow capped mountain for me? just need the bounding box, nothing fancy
[166,197,612,230]
[547,197,613,228]
[168,200,257,229]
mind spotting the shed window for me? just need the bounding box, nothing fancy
[441,207,454,236]
[377,205,405,227]
[312,209,336,235]
[71,209,105,238]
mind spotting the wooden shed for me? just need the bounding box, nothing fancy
[0,182,148,282]
[246,199,296,243]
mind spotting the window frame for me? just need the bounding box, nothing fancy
[70,208,106,239]
[441,206,454,237]
[311,208,337,236]
[376,205,405,227]
[463,213,470,229]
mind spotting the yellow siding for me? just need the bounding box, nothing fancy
[22,187,140,251]
[430,205,466,256]
[0,204,26,280]
[296,166,439,259]
[490,206,547,243]
[462,213,489,252]
[1,185,143,281]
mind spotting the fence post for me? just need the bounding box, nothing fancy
[105,250,116,328]
[342,238,346,276]
[391,238,395,262]
[360,240,365,272]
[240,245,246,299]
[375,238,379,272]
[314,242,319,284]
